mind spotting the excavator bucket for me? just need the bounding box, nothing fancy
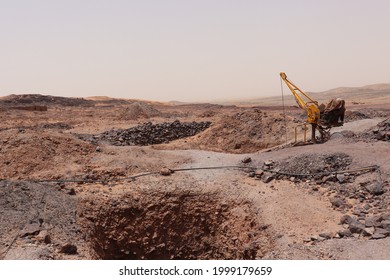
[321,99,346,125]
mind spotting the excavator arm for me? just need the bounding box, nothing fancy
[280,72,318,109]
[280,72,320,125]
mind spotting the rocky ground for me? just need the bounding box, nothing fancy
[0,94,390,260]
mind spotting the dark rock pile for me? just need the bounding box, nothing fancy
[356,118,390,142]
[339,213,390,239]
[245,153,354,184]
[244,153,353,184]
[277,153,352,174]
[273,153,352,180]
[100,120,212,146]
[371,118,390,141]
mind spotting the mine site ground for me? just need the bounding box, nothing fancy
[0,92,389,260]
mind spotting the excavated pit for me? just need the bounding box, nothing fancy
[83,189,274,260]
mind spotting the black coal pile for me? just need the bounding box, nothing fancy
[100,120,211,146]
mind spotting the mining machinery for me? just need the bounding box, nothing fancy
[280,72,345,143]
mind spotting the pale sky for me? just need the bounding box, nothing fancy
[1,0,389,102]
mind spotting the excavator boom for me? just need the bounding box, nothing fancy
[280,72,318,109]
[280,72,320,125]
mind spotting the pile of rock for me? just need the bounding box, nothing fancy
[248,153,353,184]
[275,153,352,178]
[357,118,390,142]
[100,120,211,146]
[245,153,356,185]
[372,118,390,142]
[247,160,277,183]
[339,213,390,239]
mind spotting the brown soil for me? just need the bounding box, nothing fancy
[80,185,274,260]
[1,94,390,260]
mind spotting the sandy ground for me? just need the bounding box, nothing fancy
[0,94,389,260]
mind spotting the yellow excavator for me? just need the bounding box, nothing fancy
[280,72,345,143]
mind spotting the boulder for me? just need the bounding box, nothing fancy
[336,174,345,183]
[366,183,384,196]
[371,233,386,240]
[338,229,352,238]
[374,228,390,237]
[262,172,275,183]
[36,230,51,244]
[363,227,375,236]
[330,197,345,208]
[160,168,173,176]
[241,157,252,163]
[364,216,381,227]
[255,170,264,178]
[319,232,333,239]
[59,243,78,255]
[340,215,353,225]
[348,220,365,234]
[20,223,41,237]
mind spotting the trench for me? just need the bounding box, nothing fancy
[84,189,274,260]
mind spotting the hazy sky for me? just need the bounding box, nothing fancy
[1,0,389,102]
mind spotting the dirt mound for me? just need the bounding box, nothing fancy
[190,109,290,153]
[99,120,211,146]
[0,94,94,107]
[345,109,389,122]
[0,130,94,180]
[81,188,274,260]
[116,102,162,120]
[345,111,369,122]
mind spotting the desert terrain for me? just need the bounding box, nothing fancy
[0,86,389,260]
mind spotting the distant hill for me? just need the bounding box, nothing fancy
[322,84,390,95]
[0,94,94,107]
[313,83,390,106]
[0,94,169,108]
[219,83,390,107]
